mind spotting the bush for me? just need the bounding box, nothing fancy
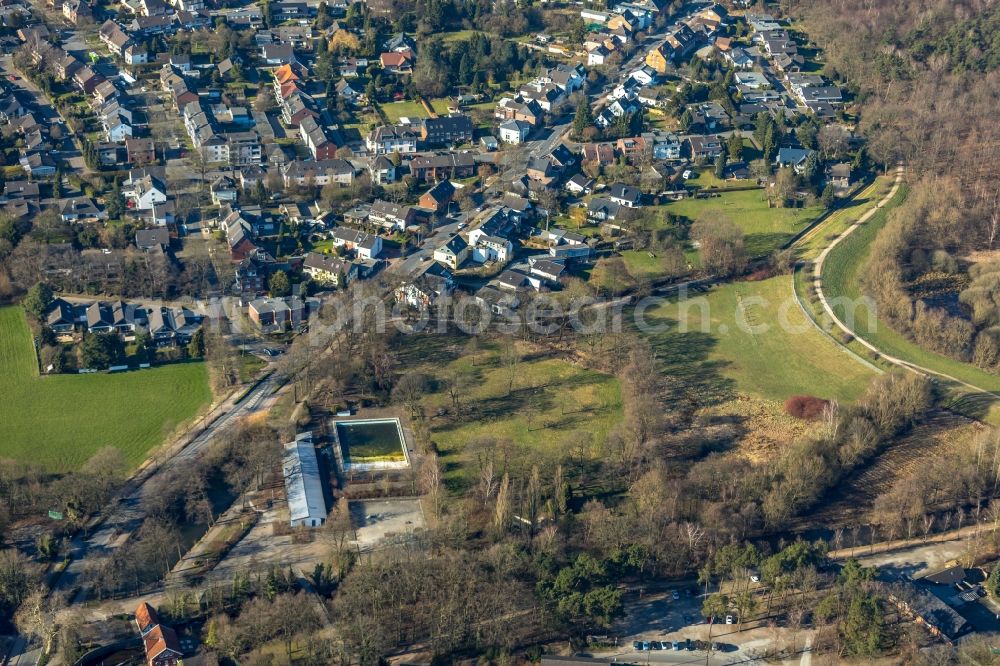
[784,395,830,420]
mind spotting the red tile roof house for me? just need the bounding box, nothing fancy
[379,49,414,73]
[135,602,183,666]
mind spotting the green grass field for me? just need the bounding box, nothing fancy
[380,100,428,123]
[642,276,876,403]
[416,343,623,490]
[794,177,892,261]
[662,189,824,258]
[818,186,1000,414]
[0,306,212,471]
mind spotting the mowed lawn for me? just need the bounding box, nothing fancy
[663,189,823,258]
[380,100,428,123]
[643,276,876,403]
[0,306,212,471]
[420,344,623,490]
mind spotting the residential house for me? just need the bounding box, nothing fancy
[588,197,621,222]
[298,116,338,160]
[379,50,414,73]
[136,228,171,251]
[420,115,473,147]
[397,262,453,310]
[135,602,183,666]
[334,78,360,104]
[775,147,813,173]
[495,97,543,126]
[369,200,417,231]
[616,136,648,162]
[331,227,382,259]
[122,172,168,211]
[248,296,305,330]
[20,154,57,177]
[126,138,155,165]
[282,159,354,187]
[529,257,566,285]
[46,299,77,334]
[210,175,238,205]
[302,252,357,287]
[498,119,531,144]
[433,234,469,269]
[366,125,418,154]
[609,183,642,208]
[73,66,104,94]
[63,0,91,23]
[565,174,594,195]
[368,155,397,185]
[581,142,616,168]
[59,198,105,222]
[419,180,455,213]
[408,152,476,181]
[826,162,851,191]
[641,130,681,160]
[687,135,724,161]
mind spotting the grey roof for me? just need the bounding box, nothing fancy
[609,183,642,203]
[136,228,170,249]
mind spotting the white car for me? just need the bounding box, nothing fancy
[682,169,693,179]
[725,615,735,625]
[750,574,760,583]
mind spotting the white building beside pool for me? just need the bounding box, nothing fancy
[283,431,327,528]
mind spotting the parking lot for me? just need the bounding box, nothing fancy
[349,497,426,551]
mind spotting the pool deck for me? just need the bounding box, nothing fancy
[333,416,412,472]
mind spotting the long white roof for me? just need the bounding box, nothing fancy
[282,432,327,524]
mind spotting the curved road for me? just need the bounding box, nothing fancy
[810,166,1000,401]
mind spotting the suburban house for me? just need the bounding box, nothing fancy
[687,135,724,161]
[122,172,168,211]
[299,116,338,160]
[331,226,382,259]
[397,261,454,309]
[433,234,469,269]
[302,252,357,287]
[421,115,474,146]
[408,152,476,181]
[135,602,183,666]
[775,147,813,173]
[369,200,417,231]
[609,183,642,208]
[499,119,531,144]
[418,180,455,213]
[379,49,414,73]
[136,228,171,251]
[248,296,306,331]
[366,125,418,154]
[59,198,105,222]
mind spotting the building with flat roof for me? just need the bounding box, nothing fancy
[282,432,327,528]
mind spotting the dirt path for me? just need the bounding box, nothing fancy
[810,166,1000,402]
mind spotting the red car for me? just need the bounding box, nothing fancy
[7,75,18,81]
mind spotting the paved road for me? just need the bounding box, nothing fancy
[50,373,284,602]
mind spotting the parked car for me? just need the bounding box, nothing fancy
[671,641,681,650]
[632,641,642,650]
[682,169,693,179]
[725,615,735,625]
[641,641,650,651]
[672,590,680,600]
[650,641,663,650]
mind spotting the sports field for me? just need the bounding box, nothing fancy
[0,306,212,471]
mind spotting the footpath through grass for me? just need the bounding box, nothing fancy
[817,186,1000,419]
[0,306,212,471]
